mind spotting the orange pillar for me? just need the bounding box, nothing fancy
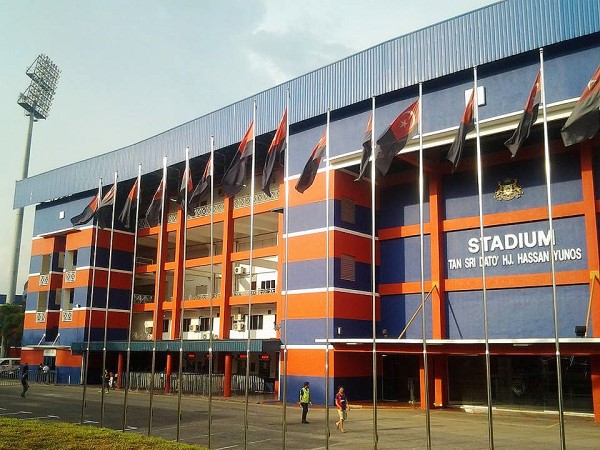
[419,355,435,408]
[171,208,186,340]
[580,142,600,335]
[165,353,173,394]
[219,196,234,339]
[224,353,233,397]
[117,352,124,389]
[429,174,448,407]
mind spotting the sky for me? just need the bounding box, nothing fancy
[0,0,499,294]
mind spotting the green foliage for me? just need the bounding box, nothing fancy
[0,418,206,450]
[0,303,24,348]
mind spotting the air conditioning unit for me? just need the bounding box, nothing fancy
[234,314,244,321]
[201,331,212,339]
[189,324,199,332]
[233,322,245,332]
[145,326,153,334]
[234,266,246,275]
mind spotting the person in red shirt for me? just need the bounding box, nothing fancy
[335,386,349,432]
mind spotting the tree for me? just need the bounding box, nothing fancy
[0,303,24,357]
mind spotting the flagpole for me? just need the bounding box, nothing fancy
[176,148,190,441]
[122,164,141,432]
[325,108,331,449]
[208,137,215,450]
[80,178,102,425]
[369,96,379,449]
[282,90,290,449]
[418,83,432,450]
[148,156,167,436]
[473,66,495,449]
[540,48,567,450]
[100,170,118,427]
[243,100,257,449]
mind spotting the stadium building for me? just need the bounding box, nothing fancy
[14,0,600,421]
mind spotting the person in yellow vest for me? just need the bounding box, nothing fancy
[299,381,311,423]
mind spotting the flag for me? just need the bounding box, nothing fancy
[222,121,254,197]
[145,180,164,227]
[119,179,138,230]
[96,185,116,229]
[189,156,212,210]
[375,99,419,176]
[446,89,475,171]
[262,109,287,196]
[561,65,600,147]
[354,113,373,182]
[71,188,100,226]
[505,69,541,157]
[176,166,193,206]
[295,131,326,193]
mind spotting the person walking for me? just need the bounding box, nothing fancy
[20,363,29,398]
[299,381,311,423]
[335,386,349,432]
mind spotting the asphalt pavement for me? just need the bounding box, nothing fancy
[1,381,599,449]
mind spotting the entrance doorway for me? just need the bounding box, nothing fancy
[381,354,420,402]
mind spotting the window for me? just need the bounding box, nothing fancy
[340,198,356,224]
[57,252,65,270]
[260,280,276,291]
[199,317,211,331]
[183,318,191,331]
[162,319,170,333]
[250,315,263,330]
[340,255,356,282]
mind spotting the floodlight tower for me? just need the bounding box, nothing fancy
[6,55,60,307]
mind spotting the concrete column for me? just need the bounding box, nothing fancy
[224,353,233,397]
[165,353,173,394]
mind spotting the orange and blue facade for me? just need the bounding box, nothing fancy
[15,0,600,422]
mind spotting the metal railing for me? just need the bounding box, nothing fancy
[39,274,49,286]
[119,372,264,395]
[133,294,154,304]
[187,292,220,300]
[232,287,277,297]
[189,202,225,219]
[233,188,278,209]
[64,270,76,283]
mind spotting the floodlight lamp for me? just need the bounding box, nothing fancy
[17,54,60,120]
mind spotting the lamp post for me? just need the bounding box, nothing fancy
[1,55,59,357]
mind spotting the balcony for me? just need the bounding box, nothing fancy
[233,287,277,297]
[133,294,154,304]
[187,293,220,300]
[64,270,76,283]
[233,188,278,210]
[39,274,49,286]
[35,312,46,323]
[189,202,225,219]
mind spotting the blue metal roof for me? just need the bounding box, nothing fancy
[14,0,600,208]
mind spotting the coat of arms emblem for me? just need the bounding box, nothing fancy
[494,178,523,201]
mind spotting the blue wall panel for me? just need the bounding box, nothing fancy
[380,235,431,284]
[22,328,45,346]
[56,366,81,385]
[443,151,582,220]
[380,293,433,339]
[445,216,587,279]
[29,255,42,274]
[380,180,430,229]
[447,284,589,339]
